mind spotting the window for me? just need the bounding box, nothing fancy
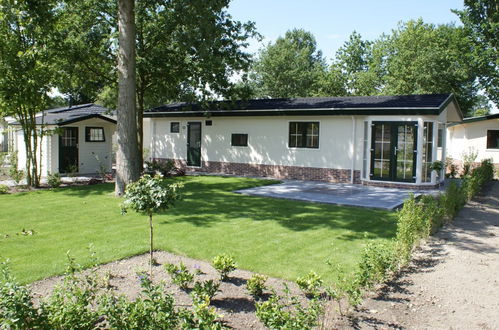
[85,127,105,142]
[437,127,443,148]
[231,133,248,147]
[205,120,212,126]
[289,122,319,148]
[487,130,499,149]
[170,122,180,133]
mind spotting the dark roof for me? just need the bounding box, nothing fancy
[462,113,499,124]
[11,104,116,125]
[145,94,455,117]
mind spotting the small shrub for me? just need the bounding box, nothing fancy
[144,159,178,177]
[296,271,323,298]
[191,279,220,303]
[441,181,465,219]
[47,172,62,188]
[396,194,430,263]
[67,164,78,177]
[246,274,268,298]
[179,298,224,329]
[255,289,324,329]
[420,195,445,234]
[212,254,237,281]
[99,274,178,329]
[461,147,478,176]
[165,262,194,290]
[0,184,8,194]
[0,261,47,328]
[356,240,397,288]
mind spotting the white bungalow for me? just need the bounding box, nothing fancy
[9,104,116,176]
[143,94,463,189]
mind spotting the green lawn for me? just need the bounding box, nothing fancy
[0,176,397,284]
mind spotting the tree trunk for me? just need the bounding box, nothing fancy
[149,213,153,279]
[137,91,144,167]
[115,0,140,196]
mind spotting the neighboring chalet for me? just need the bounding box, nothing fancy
[447,113,499,170]
[143,94,463,189]
[8,104,116,176]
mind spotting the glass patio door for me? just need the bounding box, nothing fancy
[370,122,417,182]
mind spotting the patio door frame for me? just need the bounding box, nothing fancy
[370,121,418,183]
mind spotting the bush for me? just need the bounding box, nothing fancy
[246,274,268,298]
[179,299,224,329]
[441,181,465,219]
[191,279,220,304]
[144,159,178,177]
[0,261,47,328]
[396,194,430,263]
[420,195,445,235]
[47,172,62,188]
[356,240,397,288]
[255,290,323,329]
[0,184,8,194]
[165,262,194,290]
[296,271,323,298]
[212,254,237,281]
[99,274,178,329]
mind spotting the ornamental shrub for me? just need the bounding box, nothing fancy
[191,279,220,304]
[296,271,323,298]
[47,172,61,188]
[0,184,8,194]
[165,262,194,290]
[356,240,397,289]
[246,274,268,298]
[212,254,236,281]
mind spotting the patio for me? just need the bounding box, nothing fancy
[235,180,442,210]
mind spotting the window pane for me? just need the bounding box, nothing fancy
[289,122,319,148]
[487,130,499,149]
[231,133,248,147]
[170,122,180,133]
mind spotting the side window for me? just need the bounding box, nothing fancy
[85,127,105,142]
[170,122,180,133]
[289,122,319,148]
[231,133,248,147]
[487,130,499,149]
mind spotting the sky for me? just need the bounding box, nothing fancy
[228,0,465,60]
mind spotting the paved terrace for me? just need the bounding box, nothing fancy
[235,180,442,210]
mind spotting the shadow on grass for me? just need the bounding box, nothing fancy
[157,177,397,239]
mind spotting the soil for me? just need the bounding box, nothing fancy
[348,181,499,329]
[29,251,304,329]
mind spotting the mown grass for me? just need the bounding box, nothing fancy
[0,176,397,284]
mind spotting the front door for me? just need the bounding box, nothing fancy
[370,122,417,182]
[59,127,79,173]
[187,122,201,167]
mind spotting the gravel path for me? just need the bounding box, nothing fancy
[351,181,499,329]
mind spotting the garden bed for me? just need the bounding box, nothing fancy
[29,251,305,329]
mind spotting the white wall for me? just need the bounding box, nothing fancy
[447,119,499,164]
[145,115,406,172]
[12,118,115,176]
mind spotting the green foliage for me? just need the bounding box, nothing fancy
[296,271,323,298]
[179,299,225,330]
[395,194,431,263]
[212,254,237,281]
[453,0,498,105]
[356,240,397,288]
[47,172,62,189]
[99,274,178,329]
[0,184,8,194]
[0,261,47,328]
[441,181,466,218]
[462,147,478,176]
[122,174,182,217]
[145,159,179,177]
[165,262,194,290]
[246,274,268,298]
[420,195,445,235]
[191,279,220,304]
[251,28,327,98]
[255,288,324,329]
[8,152,24,184]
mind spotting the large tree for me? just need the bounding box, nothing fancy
[115,0,140,196]
[55,0,257,163]
[0,0,56,187]
[370,20,479,114]
[453,0,498,106]
[251,29,327,98]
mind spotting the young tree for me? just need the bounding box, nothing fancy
[453,0,498,106]
[122,175,181,278]
[0,0,56,187]
[115,0,140,196]
[252,29,327,98]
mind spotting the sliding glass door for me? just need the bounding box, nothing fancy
[370,122,417,182]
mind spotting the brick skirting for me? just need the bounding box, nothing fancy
[156,158,361,183]
[361,180,443,190]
